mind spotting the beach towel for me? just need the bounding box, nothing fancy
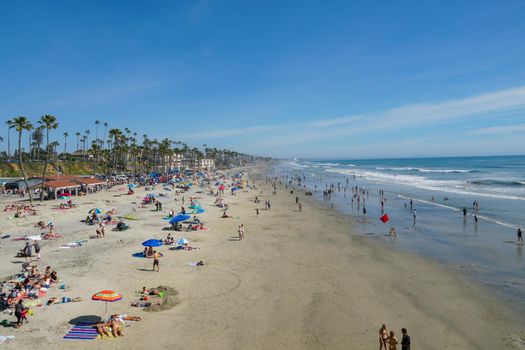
[63,322,98,340]
[0,336,14,343]
[60,240,88,248]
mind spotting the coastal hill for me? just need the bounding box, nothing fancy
[0,160,93,178]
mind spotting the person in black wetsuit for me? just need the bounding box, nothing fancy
[401,328,411,350]
[518,228,523,243]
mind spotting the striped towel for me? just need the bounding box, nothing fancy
[63,322,98,340]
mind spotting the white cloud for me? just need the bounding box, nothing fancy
[180,85,525,155]
[470,122,525,135]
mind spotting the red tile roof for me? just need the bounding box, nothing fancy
[74,178,106,185]
[44,181,80,189]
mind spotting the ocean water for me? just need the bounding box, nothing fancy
[273,155,525,310]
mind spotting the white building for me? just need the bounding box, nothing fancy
[199,158,215,171]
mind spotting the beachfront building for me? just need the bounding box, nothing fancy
[181,158,199,171]
[178,158,215,172]
[35,175,108,199]
[168,153,184,172]
[74,178,107,193]
[199,158,215,171]
[43,180,81,198]
[3,177,42,191]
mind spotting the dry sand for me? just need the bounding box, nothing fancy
[0,166,524,349]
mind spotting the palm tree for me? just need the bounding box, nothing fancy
[5,120,14,157]
[11,116,33,202]
[63,132,68,155]
[84,130,90,158]
[49,141,60,161]
[103,122,108,149]
[32,127,44,160]
[75,132,81,152]
[82,135,87,158]
[28,129,32,160]
[95,120,100,141]
[108,128,122,172]
[38,115,58,200]
[89,141,101,176]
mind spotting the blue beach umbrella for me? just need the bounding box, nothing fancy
[169,214,191,224]
[191,208,205,214]
[177,238,189,245]
[88,208,102,214]
[142,239,163,247]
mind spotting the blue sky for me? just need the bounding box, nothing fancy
[1,0,525,158]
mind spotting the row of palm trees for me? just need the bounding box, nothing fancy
[2,116,256,203]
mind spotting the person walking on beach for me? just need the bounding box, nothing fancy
[14,300,25,328]
[238,225,245,241]
[413,209,417,226]
[34,240,41,261]
[379,324,388,350]
[401,328,410,350]
[152,251,160,272]
[298,202,303,212]
[463,207,467,221]
[518,228,523,243]
[23,241,32,262]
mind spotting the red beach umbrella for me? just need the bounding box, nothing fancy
[380,214,389,223]
[92,290,122,317]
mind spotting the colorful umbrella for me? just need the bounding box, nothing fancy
[59,193,71,197]
[58,196,69,200]
[191,208,205,214]
[170,214,190,224]
[142,239,163,247]
[88,208,102,214]
[92,290,122,317]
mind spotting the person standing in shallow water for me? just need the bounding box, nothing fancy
[518,228,523,243]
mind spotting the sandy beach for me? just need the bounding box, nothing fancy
[0,164,524,349]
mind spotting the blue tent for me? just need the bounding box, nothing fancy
[169,214,191,224]
[142,239,163,247]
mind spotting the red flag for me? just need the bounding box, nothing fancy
[380,214,389,223]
